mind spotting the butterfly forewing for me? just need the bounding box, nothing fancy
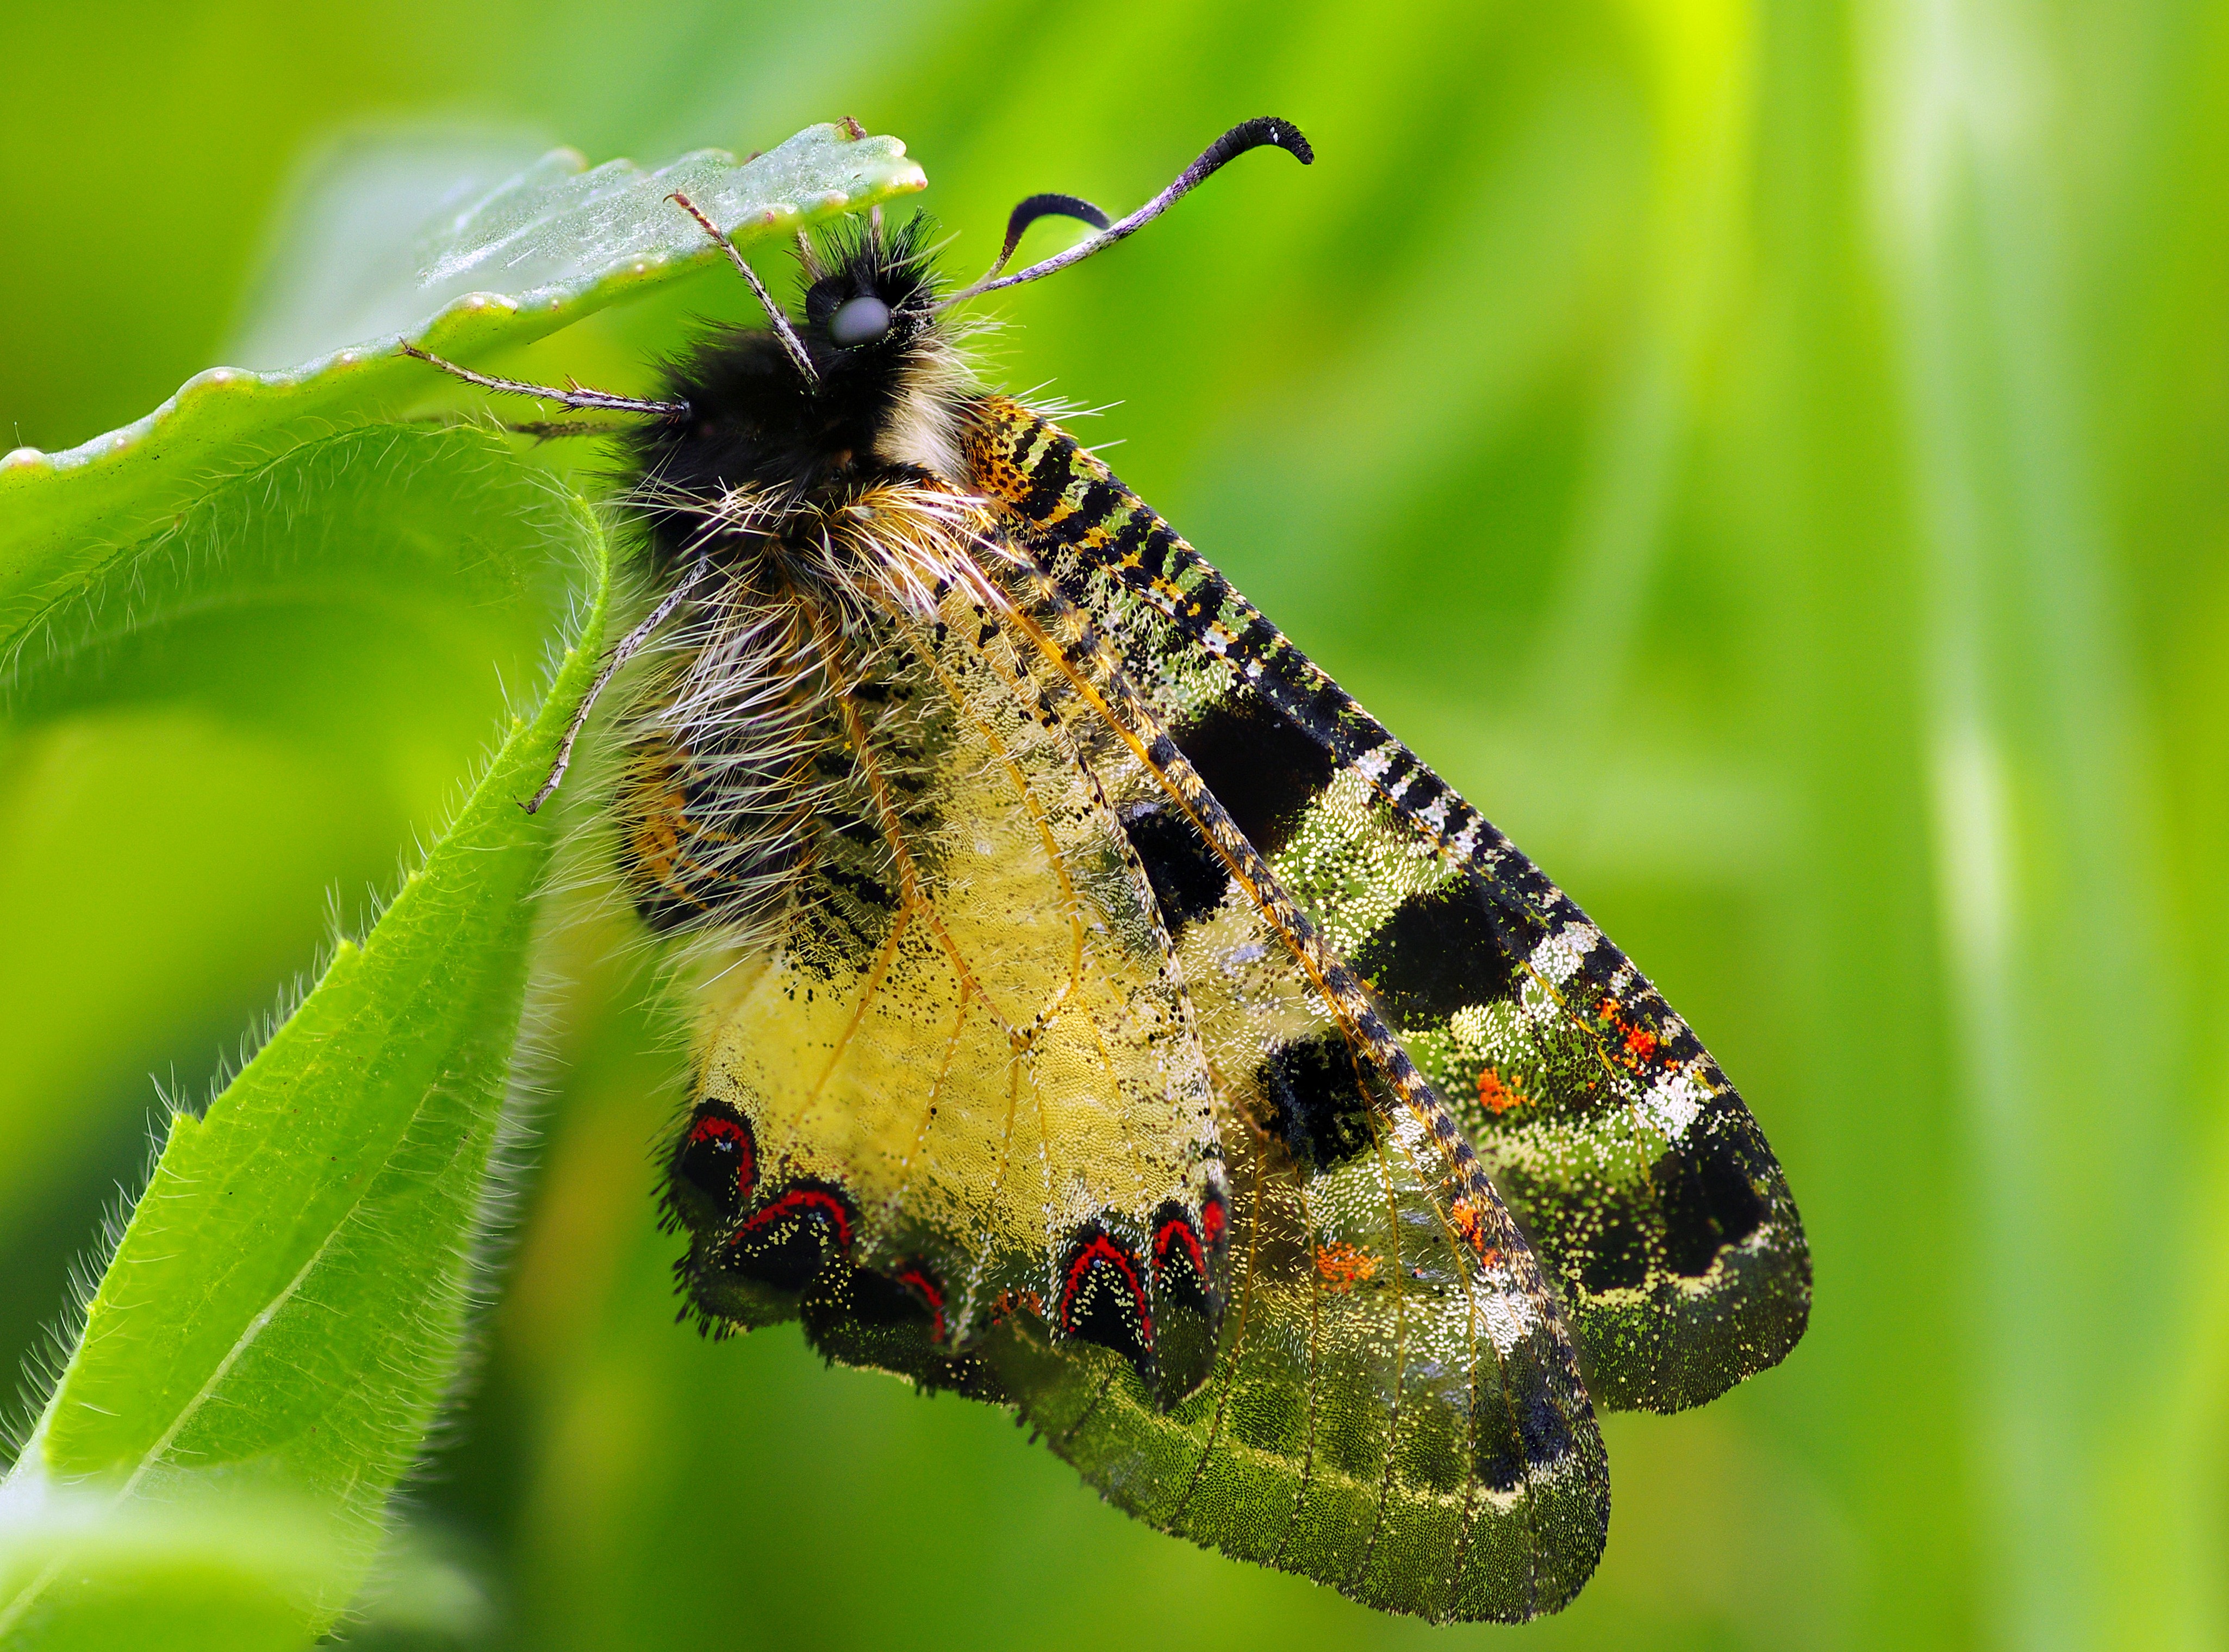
[978,578,1608,1619]
[964,395,1810,1413]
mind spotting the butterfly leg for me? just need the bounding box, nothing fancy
[523,556,713,814]
[499,417,640,441]
[411,412,638,442]
[397,342,689,418]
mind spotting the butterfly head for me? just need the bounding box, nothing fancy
[799,211,941,360]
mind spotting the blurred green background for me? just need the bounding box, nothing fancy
[5,0,2226,1647]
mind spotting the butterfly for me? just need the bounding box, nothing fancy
[404,117,1810,1623]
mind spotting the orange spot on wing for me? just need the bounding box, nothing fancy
[1477,1068,1528,1114]
[1596,994,1667,1070]
[1315,1242,1380,1292]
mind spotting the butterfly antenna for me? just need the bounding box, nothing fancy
[974,194,1113,285]
[669,191,820,388]
[941,117,1313,307]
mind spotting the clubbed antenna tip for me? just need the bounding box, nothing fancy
[943,116,1314,306]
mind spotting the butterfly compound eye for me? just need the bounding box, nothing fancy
[829,294,893,346]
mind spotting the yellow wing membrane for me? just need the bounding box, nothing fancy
[644,484,1224,1398]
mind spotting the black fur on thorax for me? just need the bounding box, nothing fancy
[624,214,955,575]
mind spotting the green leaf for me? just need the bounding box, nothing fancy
[0,1485,483,1650]
[0,120,924,660]
[0,120,927,1644]
[0,1492,359,1652]
[0,422,611,1643]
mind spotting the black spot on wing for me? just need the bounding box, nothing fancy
[1473,1344,1579,1496]
[1047,478,1120,542]
[1350,885,1529,1025]
[1171,694,1336,860]
[1472,1380,1528,1493]
[1254,1032,1374,1171]
[669,1101,757,1226]
[1148,1202,1219,1408]
[716,1181,856,1293]
[1134,521,1175,581]
[1018,440,1078,521]
[1518,1371,1576,1469]
[1148,1201,1215,1314]
[1578,1208,1649,1295]
[799,1262,1008,1403]
[1057,1223,1156,1386]
[824,1263,935,1332]
[1121,803,1229,933]
[1653,1113,1772,1278]
[1098,511,1151,568]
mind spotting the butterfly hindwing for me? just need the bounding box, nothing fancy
[964,395,1810,1413]
[995,1088,1610,1622]
[640,482,1225,1399]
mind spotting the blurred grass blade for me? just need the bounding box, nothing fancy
[0,120,924,659]
[1867,2,2187,1645]
[0,423,612,1644]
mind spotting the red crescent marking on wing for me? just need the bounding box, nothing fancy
[897,1267,947,1342]
[736,1187,853,1250]
[1199,1195,1226,1249]
[1060,1232,1153,1342]
[1153,1215,1207,1279]
[684,1113,757,1201]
